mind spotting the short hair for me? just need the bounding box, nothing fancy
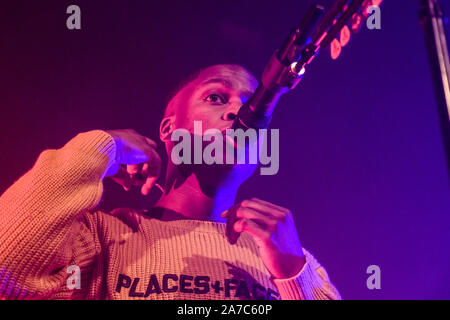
[163,64,256,118]
[163,69,203,118]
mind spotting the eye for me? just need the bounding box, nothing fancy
[204,93,227,105]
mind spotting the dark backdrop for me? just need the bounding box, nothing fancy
[1,0,449,299]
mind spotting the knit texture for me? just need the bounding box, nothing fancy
[0,130,341,300]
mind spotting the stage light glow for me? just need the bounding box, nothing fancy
[340,25,351,47]
[330,38,341,60]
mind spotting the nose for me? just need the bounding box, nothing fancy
[221,103,241,121]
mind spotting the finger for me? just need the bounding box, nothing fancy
[126,164,140,176]
[225,205,240,244]
[141,176,158,196]
[141,163,149,176]
[221,210,230,218]
[140,145,161,178]
[139,161,157,195]
[235,207,277,231]
[110,165,133,191]
[140,151,161,196]
[221,203,240,218]
[135,163,150,186]
[249,198,290,213]
[131,175,146,186]
[234,218,271,247]
[241,198,289,220]
[127,164,148,187]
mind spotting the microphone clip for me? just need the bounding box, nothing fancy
[260,5,325,93]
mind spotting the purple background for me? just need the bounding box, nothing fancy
[1,0,449,299]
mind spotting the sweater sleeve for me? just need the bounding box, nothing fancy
[0,130,116,299]
[272,249,342,300]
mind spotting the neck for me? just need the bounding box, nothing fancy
[154,167,238,223]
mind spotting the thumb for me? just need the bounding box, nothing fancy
[141,176,158,196]
[109,166,133,191]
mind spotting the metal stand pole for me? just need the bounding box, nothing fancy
[420,0,450,180]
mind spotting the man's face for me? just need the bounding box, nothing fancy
[164,65,260,188]
[173,65,258,132]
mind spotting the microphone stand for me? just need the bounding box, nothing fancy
[233,4,325,130]
[234,0,383,131]
[420,0,450,180]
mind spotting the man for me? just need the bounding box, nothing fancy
[0,64,341,300]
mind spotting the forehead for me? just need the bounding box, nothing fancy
[193,66,258,95]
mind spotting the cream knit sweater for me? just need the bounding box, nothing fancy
[0,130,341,300]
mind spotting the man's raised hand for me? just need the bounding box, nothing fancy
[222,198,306,279]
[105,129,161,196]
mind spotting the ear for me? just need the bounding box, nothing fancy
[159,115,175,142]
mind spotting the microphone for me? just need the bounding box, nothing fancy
[233,0,385,130]
[233,4,324,130]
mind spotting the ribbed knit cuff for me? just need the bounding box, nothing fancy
[271,257,327,300]
[64,130,117,178]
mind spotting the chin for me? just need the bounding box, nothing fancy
[168,131,259,189]
[194,162,258,190]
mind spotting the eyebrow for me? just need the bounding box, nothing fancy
[198,78,254,98]
[200,78,234,89]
